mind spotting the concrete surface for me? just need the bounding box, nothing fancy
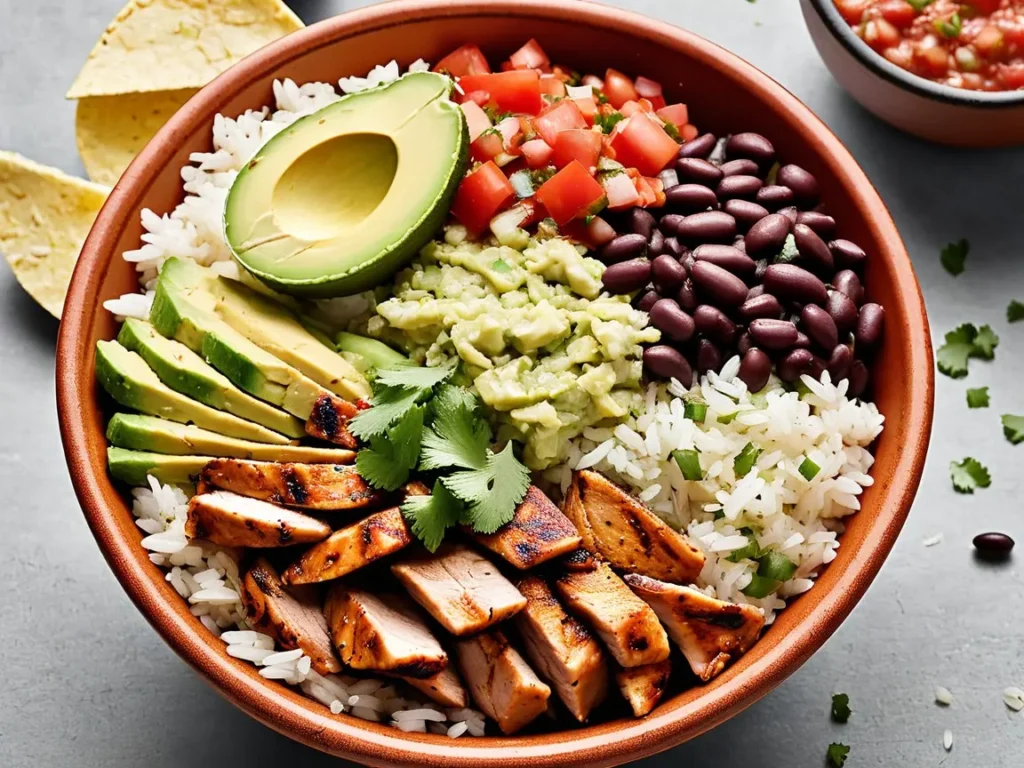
[1,0,1022,765]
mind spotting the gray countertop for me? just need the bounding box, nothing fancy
[1,0,1022,765]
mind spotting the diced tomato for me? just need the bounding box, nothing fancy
[876,1,915,28]
[451,161,516,233]
[602,172,641,210]
[603,68,640,109]
[969,0,1002,12]
[997,63,1024,89]
[637,176,666,208]
[573,96,598,126]
[532,99,587,146]
[460,101,492,141]
[508,39,551,72]
[434,44,491,77]
[609,114,680,176]
[974,25,1005,57]
[551,65,575,83]
[552,129,603,170]
[540,75,567,98]
[470,131,505,163]
[458,71,543,115]
[680,123,699,142]
[620,100,642,118]
[633,75,664,106]
[520,138,554,168]
[516,197,545,228]
[534,161,607,225]
[463,89,491,107]
[834,0,868,24]
[656,103,689,128]
[561,214,616,248]
[495,116,523,149]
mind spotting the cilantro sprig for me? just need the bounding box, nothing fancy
[831,693,852,724]
[827,743,850,767]
[940,238,969,276]
[966,387,989,409]
[936,323,999,378]
[950,457,991,493]
[1008,300,1024,323]
[1002,414,1024,445]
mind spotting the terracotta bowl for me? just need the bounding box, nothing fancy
[801,0,1024,147]
[56,0,934,765]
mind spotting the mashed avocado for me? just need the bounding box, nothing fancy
[359,233,660,468]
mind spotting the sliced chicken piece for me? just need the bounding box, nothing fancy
[391,543,526,636]
[563,470,704,584]
[305,392,359,448]
[472,486,582,570]
[199,458,382,511]
[240,558,341,675]
[455,630,551,735]
[623,574,765,682]
[281,506,412,585]
[615,660,671,717]
[185,490,330,548]
[562,547,601,572]
[554,561,670,668]
[396,666,469,709]
[323,586,447,679]
[514,576,609,722]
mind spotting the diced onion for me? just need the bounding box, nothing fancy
[566,84,593,100]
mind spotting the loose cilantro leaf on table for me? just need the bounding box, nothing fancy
[443,442,532,534]
[936,323,998,378]
[355,406,425,491]
[831,693,852,723]
[1008,299,1024,323]
[966,387,990,408]
[940,238,969,276]
[1002,414,1024,445]
[827,743,851,767]
[973,325,999,359]
[950,457,991,493]
[401,479,464,552]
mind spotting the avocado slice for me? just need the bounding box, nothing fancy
[117,318,305,438]
[150,257,329,419]
[224,71,469,297]
[335,331,407,374]
[107,413,355,463]
[107,446,210,486]
[95,340,291,445]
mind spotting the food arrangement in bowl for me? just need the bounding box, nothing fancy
[89,36,889,739]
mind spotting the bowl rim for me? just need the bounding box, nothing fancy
[805,0,1024,107]
[56,0,934,765]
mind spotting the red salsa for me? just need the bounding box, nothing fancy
[834,0,1024,91]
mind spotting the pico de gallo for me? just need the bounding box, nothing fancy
[435,39,698,247]
[835,0,1024,91]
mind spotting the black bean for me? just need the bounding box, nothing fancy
[651,255,688,293]
[726,132,776,169]
[855,303,885,348]
[635,289,660,313]
[778,348,814,383]
[720,158,759,177]
[660,214,685,236]
[648,228,666,257]
[693,244,756,277]
[676,157,724,186]
[763,263,828,305]
[777,164,819,206]
[832,269,864,305]
[796,211,836,238]
[736,347,771,391]
[717,175,763,201]
[744,213,791,257]
[663,237,685,257]
[676,279,698,312]
[800,304,839,351]
[827,343,853,381]
[826,290,858,333]
[737,332,753,355]
[649,298,696,342]
[738,293,783,322]
[695,338,722,374]
[601,257,652,294]
[748,319,798,351]
[778,205,799,225]
[599,233,647,264]
[666,184,719,213]
[690,260,748,308]
[829,239,867,270]
[755,185,795,212]
[847,359,869,397]
[678,132,717,159]
[629,207,657,240]
[644,345,693,386]
[676,211,737,245]
[723,199,770,232]
[694,305,739,346]
[973,532,1015,555]
[807,354,827,380]
[792,223,834,274]
[794,331,811,349]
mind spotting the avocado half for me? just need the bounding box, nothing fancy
[224,71,469,297]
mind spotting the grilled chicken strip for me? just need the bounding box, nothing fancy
[397,666,469,709]
[615,660,671,717]
[472,486,582,570]
[323,586,447,679]
[562,547,601,572]
[563,470,704,584]
[391,543,527,636]
[185,490,330,548]
[305,392,359,449]
[455,630,551,735]
[554,561,670,668]
[199,458,382,511]
[623,574,765,682]
[240,558,341,675]
[514,576,609,722]
[281,506,412,585]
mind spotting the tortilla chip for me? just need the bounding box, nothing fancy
[66,0,304,99]
[76,89,197,185]
[0,152,109,318]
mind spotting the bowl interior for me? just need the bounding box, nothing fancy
[57,2,933,765]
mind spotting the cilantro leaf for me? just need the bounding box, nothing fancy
[940,238,969,276]
[936,323,997,378]
[950,457,991,493]
[401,479,464,552]
[663,121,681,142]
[972,325,999,359]
[420,387,491,471]
[831,693,852,724]
[373,358,457,390]
[444,442,531,534]
[1008,300,1024,323]
[966,387,989,408]
[827,743,850,767]
[594,111,624,134]
[355,406,424,491]
[349,384,423,439]
[1002,414,1024,445]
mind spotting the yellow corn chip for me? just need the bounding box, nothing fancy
[0,152,109,318]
